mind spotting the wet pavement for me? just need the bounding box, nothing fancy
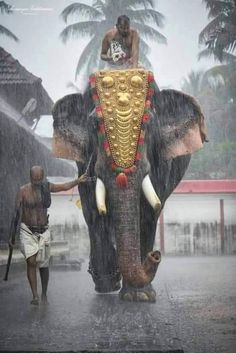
[0,256,235,353]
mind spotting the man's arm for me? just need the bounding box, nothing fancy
[128,30,139,67]
[49,174,87,193]
[9,189,22,247]
[101,34,112,62]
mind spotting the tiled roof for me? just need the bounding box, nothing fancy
[174,180,236,194]
[0,47,40,84]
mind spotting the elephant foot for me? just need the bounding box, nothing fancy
[88,265,121,293]
[119,284,156,303]
[95,280,121,293]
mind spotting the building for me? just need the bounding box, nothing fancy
[0,48,75,241]
[48,180,89,259]
[156,180,236,255]
[0,46,53,127]
[48,179,236,257]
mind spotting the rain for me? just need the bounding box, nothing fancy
[0,1,236,353]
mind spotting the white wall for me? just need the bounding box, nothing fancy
[156,193,236,255]
[49,194,89,258]
[49,192,236,256]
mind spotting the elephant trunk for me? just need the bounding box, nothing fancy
[118,235,161,287]
[97,172,161,288]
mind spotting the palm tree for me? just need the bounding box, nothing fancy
[202,61,236,101]
[181,70,205,97]
[199,0,236,63]
[182,68,236,179]
[60,0,166,79]
[198,0,236,138]
[0,1,18,41]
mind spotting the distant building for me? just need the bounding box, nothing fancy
[49,179,236,257]
[156,180,236,255]
[48,179,89,258]
[0,46,53,128]
[0,48,75,241]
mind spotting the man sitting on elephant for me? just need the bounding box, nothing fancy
[101,15,139,68]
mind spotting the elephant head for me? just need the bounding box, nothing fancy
[52,68,207,302]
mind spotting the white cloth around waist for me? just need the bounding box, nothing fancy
[19,223,51,268]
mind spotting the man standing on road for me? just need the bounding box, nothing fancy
[100,15,140,68]
[9,166,87,305]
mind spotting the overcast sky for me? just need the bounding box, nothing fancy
[0,0,216,135]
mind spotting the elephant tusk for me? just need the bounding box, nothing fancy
[95,177,107,215]
[142,175,161,211]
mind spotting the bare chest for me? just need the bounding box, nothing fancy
[109,34,132,53]
[22,187,43,209]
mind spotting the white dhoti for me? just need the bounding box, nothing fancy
[19,223,51,268]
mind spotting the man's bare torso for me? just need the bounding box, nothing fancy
[101,27,139,66]
[20,184,48,227]
[106,28,135,59]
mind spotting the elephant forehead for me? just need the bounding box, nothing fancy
[94,69,149,168]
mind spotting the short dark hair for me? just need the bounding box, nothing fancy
[30,165,44,178]
[117,15,130,26]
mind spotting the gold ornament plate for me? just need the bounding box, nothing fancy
[95,69,149,168]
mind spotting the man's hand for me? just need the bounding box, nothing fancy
[78,174,88,184]
[126,57,138,68]
[126,57,133,65]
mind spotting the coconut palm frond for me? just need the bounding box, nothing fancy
[139,52,153,70]
[93,0,106,11]
[198,47,236,63]
[86,41,103,75]
[203,0,233,18]
[204,0,232,18]
[181,70,205,96]
[220,38,236,55]
[75,35,101,79]
[204,61,236,82]
[0,24,18,41]
[203,66,227,85]
[140,37,150,55]
[199,14,227,44]
[61,2,103,23]
[198,48,216,60]
[220,51,236,62]
[200,1,236,62]
[126,9,165,28]
[60,21,100,43]
[181,70,205,97]
[120,0,154,9]
[0,1,11,14]
[133,21,166,44]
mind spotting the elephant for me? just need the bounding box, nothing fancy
[52,68,207,302]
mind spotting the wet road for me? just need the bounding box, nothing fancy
[0,256,235,353]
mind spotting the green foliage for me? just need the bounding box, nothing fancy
[186,140,236,179]
[199,0,236,62]
[181,70,205,97]
[0,1,11,14]
[60,0,166,79]
[181,65,236,179]
[0,1,19,41]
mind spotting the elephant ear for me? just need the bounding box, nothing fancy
[151,89,207,160]
[52,90,96,162]
[146,89,207,203]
